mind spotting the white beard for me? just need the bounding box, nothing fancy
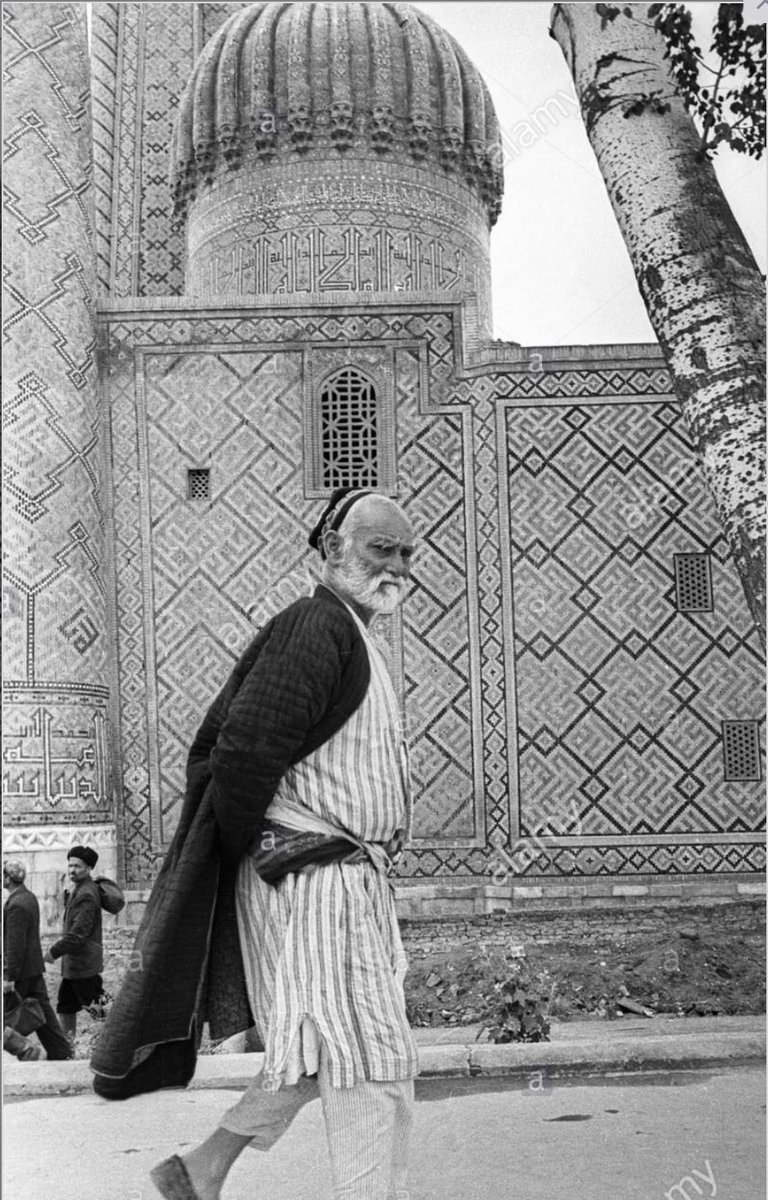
[335,557,407,614]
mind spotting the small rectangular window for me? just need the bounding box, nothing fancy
[722,721,762,782]
[674,553,713,612]
[187,468,210,500]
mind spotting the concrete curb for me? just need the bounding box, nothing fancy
[5,1020,764,1097]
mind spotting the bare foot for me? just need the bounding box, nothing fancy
[178,1148,222,1200]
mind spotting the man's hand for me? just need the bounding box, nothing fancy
[43,949,55,965]
[3,979,15,994]
[386,829,406,865]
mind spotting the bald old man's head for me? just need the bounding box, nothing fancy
[320,494,415,624]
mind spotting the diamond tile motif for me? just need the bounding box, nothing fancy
[505,402,764,849]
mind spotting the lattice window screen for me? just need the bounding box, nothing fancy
[187,468,210,500]
[722,721,762,781]
[320,369,379,489]
[674,553,713,612]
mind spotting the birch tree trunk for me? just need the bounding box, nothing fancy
[551,3,766,646]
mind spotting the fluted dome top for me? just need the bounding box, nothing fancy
[170,1,504,225]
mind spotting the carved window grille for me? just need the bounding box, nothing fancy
[674,553,713,612]
[722,721,762,782]
[320,369,379,490]
[187,468,210,500]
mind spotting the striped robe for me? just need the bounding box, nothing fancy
[235,608,419,1091]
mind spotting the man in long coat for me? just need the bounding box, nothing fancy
[93,490,418,1200]
[3,860,72,1061]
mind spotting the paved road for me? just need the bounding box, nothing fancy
[3,1065,765,1200]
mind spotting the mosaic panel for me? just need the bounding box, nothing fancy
[504,402,764,843]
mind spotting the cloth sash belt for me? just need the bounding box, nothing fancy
[246,794,392,885]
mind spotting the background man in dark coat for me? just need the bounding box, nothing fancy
[3,859,72,1060]
[44,846,103,1045]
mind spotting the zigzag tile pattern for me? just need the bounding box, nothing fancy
[103,4,194,295]
[89,2,119,295]
[138,4,195,294]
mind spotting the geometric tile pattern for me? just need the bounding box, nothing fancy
[504,402,765,841]
[395,351,480,844]
[105,338,156,877]
[143,348,312,844]
[138,4,196,294]
[91,2,195,296]
[2,4,111,825]
[106,312,488,880]
[492,366,673,399]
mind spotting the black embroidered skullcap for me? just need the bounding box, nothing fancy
[308,488,374,559]
[68,845,98,869]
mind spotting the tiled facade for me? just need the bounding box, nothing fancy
[2,4,117,913]
[100,300,764,892]
[3,2,764,911]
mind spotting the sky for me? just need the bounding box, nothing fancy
[413,1,766,347]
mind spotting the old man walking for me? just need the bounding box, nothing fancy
[92,489,419,1200]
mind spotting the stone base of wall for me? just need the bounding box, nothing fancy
[393,876,766,919]
[116,873,765,927]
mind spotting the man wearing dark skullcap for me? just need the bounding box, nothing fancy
[44,846,104,1045]
[92,489,419,1200]
[3,860,72,1061]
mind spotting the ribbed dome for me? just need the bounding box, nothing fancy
[170,1,504,226]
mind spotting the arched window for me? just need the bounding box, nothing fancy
[319,368,379,489]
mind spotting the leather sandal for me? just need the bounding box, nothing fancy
[149,1155,202,1200]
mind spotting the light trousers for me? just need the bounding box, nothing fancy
[220,1063,414,1200]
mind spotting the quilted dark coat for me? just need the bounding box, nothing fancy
[91,586,370,1099]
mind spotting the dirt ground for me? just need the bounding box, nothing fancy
[403,919,766,1028]
[65,902,765,1059]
